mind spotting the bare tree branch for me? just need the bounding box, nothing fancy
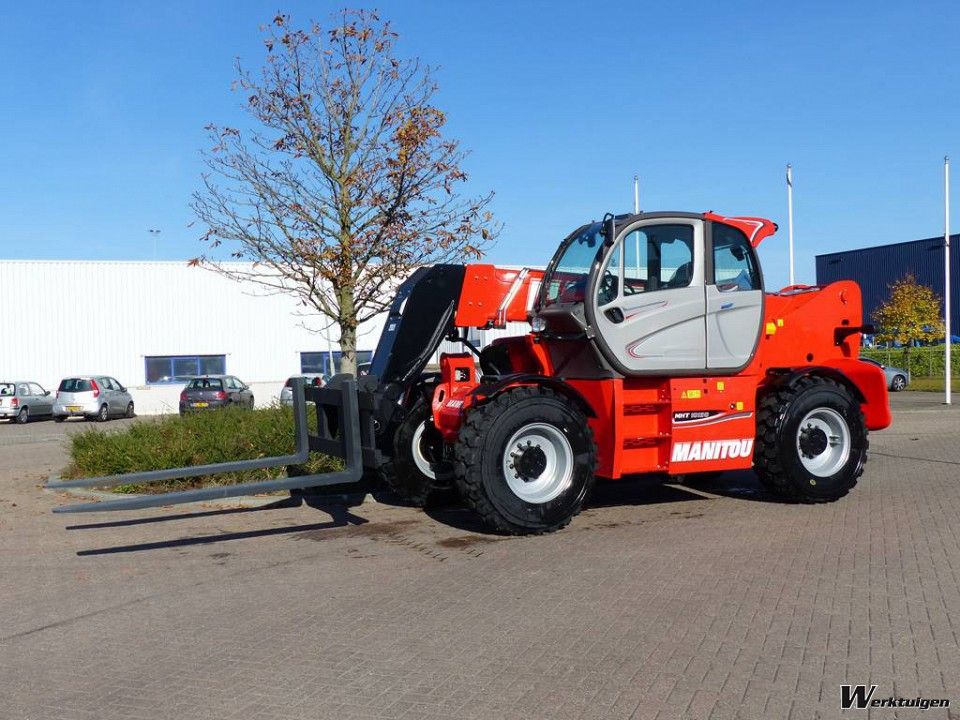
[191,9,499,374]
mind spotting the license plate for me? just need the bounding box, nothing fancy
[67,405,82,412]
[191,402,208,408]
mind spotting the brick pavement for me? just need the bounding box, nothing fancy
[1,393,958,719]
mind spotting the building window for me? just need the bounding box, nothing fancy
[145,355,227,384]
[300,350,373,376]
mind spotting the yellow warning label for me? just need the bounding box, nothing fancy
[736,401,744,411]
[776,318,784,327]
[681,389,702,400]
[765,321,777,335]
[716,381,725,391]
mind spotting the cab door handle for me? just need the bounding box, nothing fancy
[604,308,624,323]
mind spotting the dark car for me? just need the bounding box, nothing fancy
[179,375,254,415]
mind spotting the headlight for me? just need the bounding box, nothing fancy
[531,315,546,333]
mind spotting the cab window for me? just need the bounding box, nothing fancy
[713,225,761,292]
[597,224,694,305]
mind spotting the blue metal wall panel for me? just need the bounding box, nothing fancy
[815,235,960,335]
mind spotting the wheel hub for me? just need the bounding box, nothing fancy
[512,444,548,481]
[798,426,829,457]
[502,423,575,504]
[795,408,851,477]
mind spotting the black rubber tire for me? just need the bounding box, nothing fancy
[454,386,597,534]
[249,397,255,409]
[755,376,867,502]
[54,415,65,423]
[891,375,906,392]
[15,407,28,424]
[96,404,109,422]
[380,396,453,507]
[125,402,135,419]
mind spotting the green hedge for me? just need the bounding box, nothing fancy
[62,405,340,494]
[860,346,959,379]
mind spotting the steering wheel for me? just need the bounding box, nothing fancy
[597,272,619,305]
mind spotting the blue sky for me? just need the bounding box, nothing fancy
[1,0,958,288]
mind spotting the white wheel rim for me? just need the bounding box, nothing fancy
[796,407,851,477]
[411,421,436,480]
[502,423,574,504]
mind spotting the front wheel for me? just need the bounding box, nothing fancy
[891,374,907,392]
[454,386,596,534]
[125,402,135,418]
[380,396,453,507]
[755,376,867,502]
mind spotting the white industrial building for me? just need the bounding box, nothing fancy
[0,260,529,415]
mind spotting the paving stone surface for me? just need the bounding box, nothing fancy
[1,393,958,719]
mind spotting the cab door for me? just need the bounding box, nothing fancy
[705,223,764,369]
[591,220,707,373]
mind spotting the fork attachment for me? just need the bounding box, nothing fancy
[45,378,365,513]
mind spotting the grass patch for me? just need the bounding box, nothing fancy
[904,377,960,392]
[62,405,341,494]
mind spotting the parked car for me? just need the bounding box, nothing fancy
[179,375,254,414]
[357,362,372,376]
[279,374,327,406]
[860,357,910,392]
[53,376,134,422]
[0,381,55,423]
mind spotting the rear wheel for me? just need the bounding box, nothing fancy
[96,404,109,422]
[454,386,596,534]
[54,415,65,423]
[755,376,867,502]
[891,374,906,392]
[380,396,453,507]
[15,407,28,424]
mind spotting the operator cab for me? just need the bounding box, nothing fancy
[534,211,771,376]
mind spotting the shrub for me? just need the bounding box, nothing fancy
[62,405,341,493]
[860,346,959,379]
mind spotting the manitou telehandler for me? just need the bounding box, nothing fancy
[50,210,892,534]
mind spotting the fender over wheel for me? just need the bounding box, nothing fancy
[454,386,597,534]
[755,375,867,502]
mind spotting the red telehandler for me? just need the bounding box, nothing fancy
[49,210,891,534]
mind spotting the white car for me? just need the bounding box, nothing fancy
[53,376,135,422]
[279,374,328,405]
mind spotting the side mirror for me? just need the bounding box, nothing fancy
[44,390,51,396]
[602,212,616,247]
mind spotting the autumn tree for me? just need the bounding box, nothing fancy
[191,10,497,374]
[872,274,945,361]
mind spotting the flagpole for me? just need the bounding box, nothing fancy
[787,164,795,286]
[945,156,952,405]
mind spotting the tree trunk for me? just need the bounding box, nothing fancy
[338,283,358,376]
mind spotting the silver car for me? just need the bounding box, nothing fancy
[279,374,327,406]
[0,381,55,423]
[860,357,910,392]
[53,376,135,422]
